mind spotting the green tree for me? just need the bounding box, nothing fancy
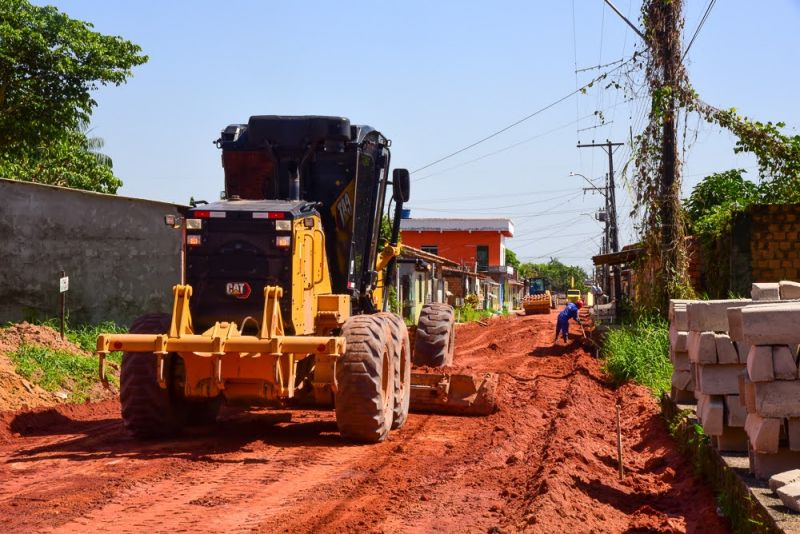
[517,258,587,292]
[684,169,759,238]
[0,0,147,192]
[505,248,520,272]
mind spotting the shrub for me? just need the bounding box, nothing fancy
[601,315,671,395]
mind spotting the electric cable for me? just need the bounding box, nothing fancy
[410,56,636,175]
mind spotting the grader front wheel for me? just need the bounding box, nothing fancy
[335,315,396,442]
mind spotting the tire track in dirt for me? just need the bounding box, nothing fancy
[0,312,729,533]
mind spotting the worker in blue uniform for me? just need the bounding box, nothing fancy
[554,299,584,344]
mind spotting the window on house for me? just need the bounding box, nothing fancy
[421,245,438,255]
[476,245,489,271]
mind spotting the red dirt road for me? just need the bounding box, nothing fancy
[0,313,728,533]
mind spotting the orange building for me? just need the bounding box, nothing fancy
[399,218,514,271]
[399,218,518,309]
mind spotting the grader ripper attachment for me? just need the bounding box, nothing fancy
[98,115,496,443]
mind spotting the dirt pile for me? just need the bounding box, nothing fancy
[0,323,88,413]
[0,322,85,356]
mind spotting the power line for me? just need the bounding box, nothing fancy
[411,190,579,210]
[415,96,644,182]
[682,0,717,61]
[410,56,636,175]
[519,236,597,260]
[575,57,627,73]
[413,118,583,182]
[411,187,577,204]
[512,231,599,244]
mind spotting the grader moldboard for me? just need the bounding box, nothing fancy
[97,116,496,443]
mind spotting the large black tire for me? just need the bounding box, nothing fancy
[413,303,456,368]
[335,315,395,442]
[376,312,411,430]
[120,313,185,439]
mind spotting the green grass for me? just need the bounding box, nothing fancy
[455,305,495,323]
[9,345,123,402]
[36,318,127,353]
[601,315,672,395]
[1,319,128,403]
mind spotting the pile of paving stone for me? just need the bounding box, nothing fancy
[685,298,752,452]
[728,281,800,479]
[669,281,800,474]
[668,299,694,403]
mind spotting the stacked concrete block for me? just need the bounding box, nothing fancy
[686,299,751,452]
[752,282,781,301]
[770,469,800,512]
[737,301,800,479]
[668,300,694,403]
[780,280,800,300]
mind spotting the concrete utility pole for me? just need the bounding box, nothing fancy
[577,140,623,317]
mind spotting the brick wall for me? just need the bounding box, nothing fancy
[749,204,800,283]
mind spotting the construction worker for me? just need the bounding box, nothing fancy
[554,299,584,344]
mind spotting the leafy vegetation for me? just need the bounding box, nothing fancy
[684,169,758,240]
[601,315,671,395]
[0,0,147,192]
[35,318,127,353]
[505,248,520,272]
[454,304,494,323]
[3,319,127,402]
[517,258,588,293]
[10,344,122,402]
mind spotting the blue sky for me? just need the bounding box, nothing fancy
[38,1,800,271]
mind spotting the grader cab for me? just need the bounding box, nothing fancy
[97,116,496,442]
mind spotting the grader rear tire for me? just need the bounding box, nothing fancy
[413,303,456,368]
[335,315,395,442]
[376,312,411,430]
[120,313,185,439]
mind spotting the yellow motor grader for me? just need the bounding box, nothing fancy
[97,116,496,442]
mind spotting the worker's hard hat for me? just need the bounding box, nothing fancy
[576,299,585,309]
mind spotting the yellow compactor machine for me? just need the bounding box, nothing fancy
[522,277,553,315]
[97,116,496,442]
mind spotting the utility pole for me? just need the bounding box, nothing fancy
[657,0,681,309]
[604,0,687,310]
[577,140,623,318]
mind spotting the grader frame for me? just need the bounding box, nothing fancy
[97,284,348,406]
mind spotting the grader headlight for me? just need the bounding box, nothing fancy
[275,220,292,232]
[275,235,291,249]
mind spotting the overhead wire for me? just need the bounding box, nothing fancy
[410,56,636,175]
[519,236,598,260]
[571,0,581,164]
[410,190,579,211]
[414,96,644,182]
[411,187,578,204]
[682,0,717,61]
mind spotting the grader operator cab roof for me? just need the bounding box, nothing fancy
[219,115,379,152]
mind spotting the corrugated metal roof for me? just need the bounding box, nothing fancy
[400,217,514,236]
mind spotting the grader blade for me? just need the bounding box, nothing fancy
[409,371,498,416]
